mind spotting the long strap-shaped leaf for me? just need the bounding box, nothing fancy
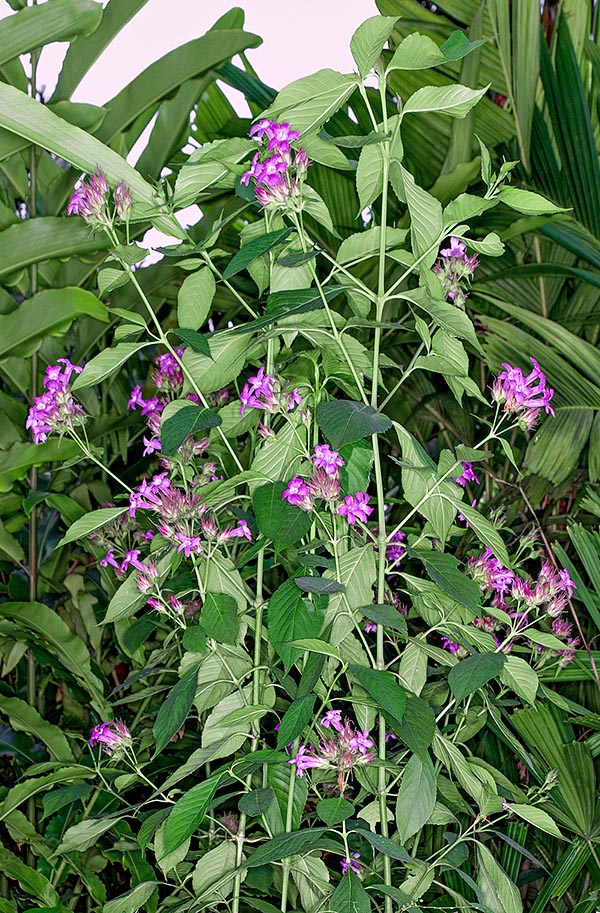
[0,0,102,69]
[0,82,184,237]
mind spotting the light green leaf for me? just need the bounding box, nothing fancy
[500,656,539,704]
[350,16,398,77]
[183,333,249,394]
[58,507,127,547]
[0,520,23,564]
[262,69,357,136]
[400,166,443,266]
[402,84,488,119]
[57,815,122,854]
[0,0,102,69]
[174,137,255,207]
[388,33,447,71]
[72,342,150,390]
[497,186,568,215]
[0,841,59,906]
[477,843,523,913]
[103,882,157,913]
[356,143,385,211]
[192,841,238,902]
[177,267,216,329]
[507,803,563,839]
[395,753,437,843]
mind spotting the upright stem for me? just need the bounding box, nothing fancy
[26,23,40,870]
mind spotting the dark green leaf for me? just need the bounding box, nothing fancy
[163,774,222,854]
[238,788,275,817]
[160,402,222,456]
[409,548,481,614]
[246,828,327,868]
[330,871,371,913]
[349,665,406,730]
[172,328,211,356]
[201,592,239,645]
[316,797,354,827]
[294,576,344,595]
[396,693,436,759]
[316,400,392,450]
[358,830,411,862]
[276,694,317,750]
[222,228,293,279]
[253,482,312,548]
[231,286,347,335]
[441,30,488,61]
[153,668,198,755]
[360,604,407,638]
[448,653,507,705]
[268,578,324,673]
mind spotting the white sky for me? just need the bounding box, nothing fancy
[2,0,378,105]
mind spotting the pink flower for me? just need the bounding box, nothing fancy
[282,477,314,511]
[26,361,85,444]
[289,745,327,777]
[337,492,373,525]
[311,444,344,476]
[89,720,131,756]
[452,461,480,487]
[492,358,555,429]
[175,533,201,558]
[321,709,343,732]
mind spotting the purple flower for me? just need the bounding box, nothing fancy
[311,444,344,476]
[243,120,308,208]
[468,548,515,597]
[282,476,314,511]
[89,720,131,756]
[364,621,377,634]
[99,548,120,571]
[128,385,145,410]
[348,728,374,755]
[120,549,146,574]
[289,744,327,777]
[175,533,201,558]
[441,237,467,258]
[67,170,110,225]
[337,492,373,525]
[386,528,406,564]
[321,709,343,732]
[113,181,132,220]
[340,853,361,876]
[558,569,576,599]
[452,461,480,487]
[153,348,185,393]
[492,358,555,430]
[26,361,85,444]
[219,520,253,542]
[441,637,462,654]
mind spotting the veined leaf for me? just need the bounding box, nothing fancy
[58,507,127,547]
[402,84,488,119]
[72,342,150,390]
[0,0,102,69]
[350,15,398,77]
[316,399,392,449]
[262,69,357,136]
[449,653,507,704]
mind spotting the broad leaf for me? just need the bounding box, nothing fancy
[177,267,216,329]
[395,753,436,843]
[316,399,392,449]
[163,774,222,854]
[201,593,239,645]
[330,871,371,913]
[449,653,507,704]
[276,694,317,750]
[268,578,324,673]
[223,228,294,279]
[58,507,127,547]
[350,16,398,77]
[253,482,312,548]
[160,401,222,456]
[350,665,406,730]
[261,69,357,136]
[72,343,149,390]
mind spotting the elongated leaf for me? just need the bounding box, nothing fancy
[160,401,221,456]
[477,842,523,913]
[402,84,488,119]
[350,16,398,78]
[103,882,157,913]
[497,186,567,215]
[396,753,436,843]
[0,696,73,762]
[330,871,371,913]
[72,342,149,390]
[238,788,275,817]
[349,665,406,729]
[262,69,357,136]
[397,692,435,759]
[0,287,107,360]
[507,803,562,839]
[96,28,261,143]
[246,828,328,867]
[223,228,294,279]
[400,166,443,266]
[360,603,407,637]
[0,0,102,69]
[0,767,94,823]
[52,0,152,101]
[58,507,127,547]
[276,694,317,750]
[410,548,481,613]
[177,267,216,329]
[163,774,222,854]
[153,668,198,755]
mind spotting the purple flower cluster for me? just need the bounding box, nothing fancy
[468,547,515,597]
[239,366,302,418]
[68,169,132,225]
[26,360,85,445]
[492,358,555,430]
[241,120,309,209]
[432,236,479,308]
[282,444,374,526]
[89,719,132,756]
[290,709,375,788]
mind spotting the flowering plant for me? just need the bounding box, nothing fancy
[1,9,598,913]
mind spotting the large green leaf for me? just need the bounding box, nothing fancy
[52,0,152,101]
[0,696,74,762]
[395,753,436,843]
[262,69,358,136]
[268,578,324,673]
[0,0,102,69]
[350,16,398,78]
[448,653,507,704]
[402,83,488,118]
[349,665,407,730]
[316,399,392,449]
[96,28,261,143]
[253,482,312,548]
[0,218,110,282]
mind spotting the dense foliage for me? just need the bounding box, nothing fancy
[0,2,598,913]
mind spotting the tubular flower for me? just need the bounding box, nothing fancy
[290,712,375,789]
[340,853,361,875]
[242,119,308,210]
[68,170,132,226]
[26,360,85,444]
[452,461,480,487]
[239,366,302,418]
[282,476,314,512]
[492,358,555,430]
[311,444,344,476]
[467,547,515,597]
[89,720,132,756]
[337,492,373,526]
[432,236,479,308]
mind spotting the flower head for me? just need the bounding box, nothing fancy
[89,720,132,756]
[337,492,373,525]
[311,444,344,476]
[243,120,308,210]
[452,461,480,487]
[492,358,555,430]
[282,476,314,512]
[26,361,85,444]
[340,853,361,876]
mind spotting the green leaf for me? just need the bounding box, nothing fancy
[350,16,398,77]
[0,696,73,762]
[223,228,294,279]
[0,767,94,824]
[52,0,152,101]
[359,830,411,862]
[396,692,435,759]
[294,576,344,595]
[360,604,407,638]
[316,797,354,827]
[160,401,221,456]
[276,694,317,750]
[400,166,443,266]
[268,578,324,673]
[330,871,371,913]
[0,0,102,69]
[177,267,216,329]
[201,592,239,645]
[253,482,312,548]
[103,882,157,913]
[261,69,357,136]
[231,286,347,335]
[174,137,255,206]
[388,33,448,71]
[507,803,563,839]
[500,656,539,705]
[72,342,149,390]
[477,843,523,913]
[316,399,392,449]
[103,571,147,624]
[287,639,342,661]
[0,604,106,715]
[441,30,488,61]
[56,814,122,853]
[238,788,276,817]
[246,828,328,867]
[349,665,406,730]
[0,520,23,564]
[163,774,222,854]
[402,84,488,119]
[153,668,198,756]
[183,333,249,394]
[0,287,108,360]
[497,186,568,215]
[447,499,510,566]
[192,841,238,901]
[395,753,436,843]
[356,143,385,210]
[58,507,127,547]
[409,548,481,614]
[0,218,110,284]
[0,841,59,906]
[172,327,211,356]
[449,653,507,704]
